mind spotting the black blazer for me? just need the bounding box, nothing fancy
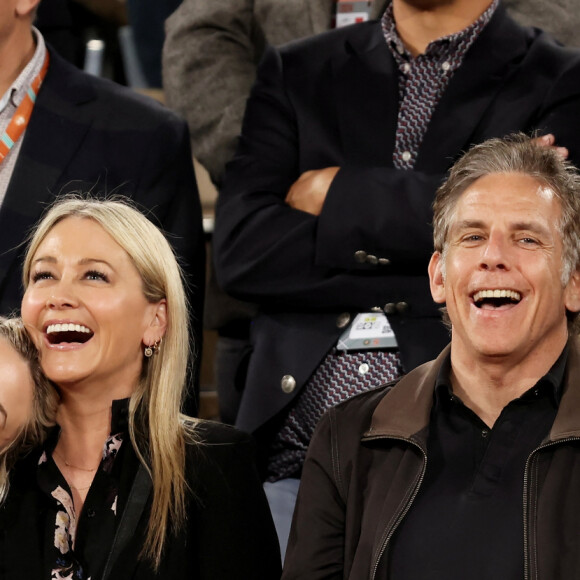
[0,48,205,411]
[213,5,580,451]
[0,421,282,579]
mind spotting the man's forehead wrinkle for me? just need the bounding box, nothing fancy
[452,218,551,233]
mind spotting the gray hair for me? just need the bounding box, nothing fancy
[433,133,580,286]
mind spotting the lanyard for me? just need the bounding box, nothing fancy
[0,51,50,163]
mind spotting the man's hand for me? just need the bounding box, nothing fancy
[285,167,340,216]
[533,133,569,159]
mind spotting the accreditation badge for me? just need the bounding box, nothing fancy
[335,1,373,28]
[337,312,398,351]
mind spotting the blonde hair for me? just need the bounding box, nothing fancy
[22,196,197,568]
[0,316,57,503]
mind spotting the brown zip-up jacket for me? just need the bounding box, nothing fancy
[283,337,580,579]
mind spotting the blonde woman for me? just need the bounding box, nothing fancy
[0,316,56,502]
[1,198,280,579]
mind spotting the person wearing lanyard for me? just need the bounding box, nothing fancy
[211,0,580,558]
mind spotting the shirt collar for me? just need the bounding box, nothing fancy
[381,0,499,61]
[0,26,47,114]
[435,344,569,409]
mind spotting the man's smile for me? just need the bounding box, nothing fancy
[472,289,522,310]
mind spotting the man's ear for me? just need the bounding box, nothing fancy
[142,299,168,346]
[428,252,446,304]
[564,269,580,313]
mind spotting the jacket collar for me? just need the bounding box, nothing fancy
[416,2,530,173]
[330,4,529,170]
[363,345,447,448]
[549,335,580,440]
[365,335,580,446]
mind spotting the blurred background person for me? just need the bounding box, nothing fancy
[126,0,182,88]
[508,0,580,47]
[1,197,280,579]
[36,0,128,81]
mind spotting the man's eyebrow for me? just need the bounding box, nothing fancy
[511,221,551,236]
[453,219,486,231]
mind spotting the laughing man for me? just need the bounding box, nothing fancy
[283,134,580,579]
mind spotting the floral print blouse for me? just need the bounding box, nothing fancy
[36,399,130,580]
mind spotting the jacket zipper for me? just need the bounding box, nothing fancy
[522,436,580,580]
[362,435,428,580]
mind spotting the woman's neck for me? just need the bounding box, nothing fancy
[53,397,116,516]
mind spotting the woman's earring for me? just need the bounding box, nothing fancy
[144,339,161,358]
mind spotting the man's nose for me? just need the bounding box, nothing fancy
[479,233,509,271]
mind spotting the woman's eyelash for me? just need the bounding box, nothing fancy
[30,270,110,282]
[31,271,53,282]
[85,270,109,282]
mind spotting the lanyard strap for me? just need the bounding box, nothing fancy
[0,51,50,163]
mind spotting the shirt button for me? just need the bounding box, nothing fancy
[402,62,411,74]
[481,429,489,438]
[402,151,412,162]
[358,363,370,375]
[281,375,296,394]
[87,509,96,518]
[441,61,451,72]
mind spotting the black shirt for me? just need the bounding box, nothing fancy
[39,399,131,579]
[388,348,567,579]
